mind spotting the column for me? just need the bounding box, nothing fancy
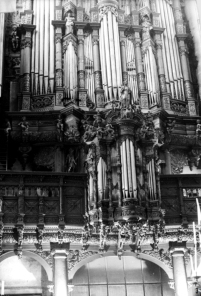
[52,21,65,109]
[51,243,70,296]
[21,24,35,111]
[77,27,88,108]
[173,0,196,116]
[133,28,149,110]
[170,242,188,296]
[154,28,171,110]
[92,25,104,108]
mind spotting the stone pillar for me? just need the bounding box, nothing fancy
[133,29,149,110]
[170,242,188,296]
[51,243,70,296]
[52,21,65,109]
[77,27,87,108]
[173,0,196,116]
[21,24,35,111]
[154,28,171,111]
[92,25,104,108]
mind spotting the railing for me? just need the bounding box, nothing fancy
[0,171,87,226]
[160,175,201,225]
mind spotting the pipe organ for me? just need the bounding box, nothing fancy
[0,0,200,225]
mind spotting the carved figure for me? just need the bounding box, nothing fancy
[65,148,77,172]
[18,117,29,132]
[85,148,94,169]
[0,198,2,212]
[120,85,131,109]
[11,26,19,52]
[65,11,74,34]
[18,117,29,142]
[105,123,115,138]
[56,115,63,142]
[5,120,11,135]
[65,124,80,142]
[196,120,201,139]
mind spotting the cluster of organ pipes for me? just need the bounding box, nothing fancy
[16,0,190,107]
[147,159,157,200]
[125,38,138,104]
[120,140,137,199]
[99,10,122,101]
[84,34,95,103]
[31,0,55,95]
[157,0,185,101]
[64,40,78,100]
[144,47,160,107]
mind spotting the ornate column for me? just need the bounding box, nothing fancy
[173,0,197,116]
[153,28,171,111]
[170,241,188,296]
[92,24,105,108]
[133,27,149,110]
[52,20,65,109]
[51,243,70,296]
[77,27,87,108]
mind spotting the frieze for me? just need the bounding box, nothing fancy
[31,95,55,111]
[68,250,98,271]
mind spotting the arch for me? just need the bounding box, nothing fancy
[0,250,53,281]
[68,251,173,281]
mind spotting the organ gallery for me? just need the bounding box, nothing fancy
[1,0,201,295]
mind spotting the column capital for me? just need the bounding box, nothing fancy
[169,241,187,255]
[51,242,70,257]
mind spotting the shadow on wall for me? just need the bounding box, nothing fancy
[0,255,50,295]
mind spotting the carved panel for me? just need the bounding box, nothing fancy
[24,201,38,215]
[3,201,18,214]
[184,201,197,215]
[44,201,59,215]
[161,198,180,215]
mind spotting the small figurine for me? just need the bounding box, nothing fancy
[18,116,29,132]
[11,25,19,52]
[56,115,63,142]
[196,120,201,138]
[65,148,77,172]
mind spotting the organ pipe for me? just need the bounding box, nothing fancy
[0,13,5,97]
[44,0,50,94]
[39,0,45,94]
[120,140,137,199]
